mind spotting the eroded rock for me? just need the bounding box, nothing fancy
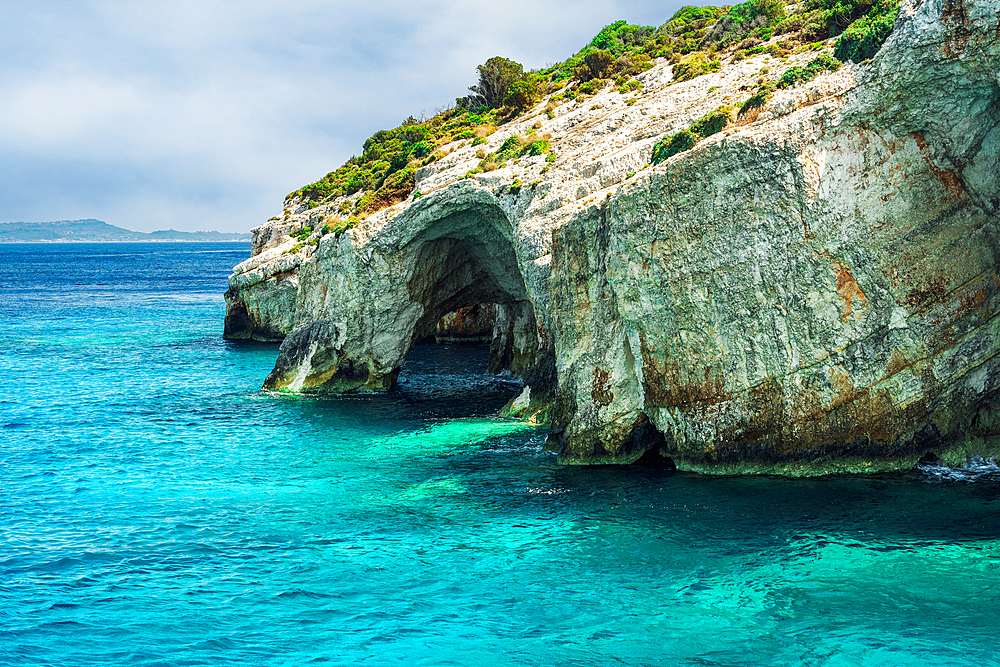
[226,0,1000,473]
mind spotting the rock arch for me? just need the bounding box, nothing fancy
[261,188,553,407]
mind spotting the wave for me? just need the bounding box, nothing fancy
[916,456,1000,483]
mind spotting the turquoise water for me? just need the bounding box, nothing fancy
[2,242,999,666]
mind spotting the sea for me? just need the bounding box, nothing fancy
[1,242,998,666]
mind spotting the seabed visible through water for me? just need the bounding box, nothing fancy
[1,243,998,666]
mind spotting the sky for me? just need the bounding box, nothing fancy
[1,0,689,233]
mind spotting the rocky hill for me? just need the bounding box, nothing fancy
[224,0,999,475]
[0,219,251,242]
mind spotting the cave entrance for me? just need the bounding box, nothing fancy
[431,303,497,345]
[397,201,542,382]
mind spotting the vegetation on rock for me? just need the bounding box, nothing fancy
[834,0,901,61]
[651,129,698,163]
[286,0,902,219]
[739,81,778,115]
[458,57,542,112]
[651,104,734,164]
[673,51,722,81]
[778,53,841,87]
[700,0,787,50]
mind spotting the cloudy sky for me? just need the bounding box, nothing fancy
[1,0,687,233]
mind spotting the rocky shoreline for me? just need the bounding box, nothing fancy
[225,0,999,474]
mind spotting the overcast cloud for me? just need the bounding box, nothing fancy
[1,0,686,232]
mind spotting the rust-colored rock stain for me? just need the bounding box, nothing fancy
[911,132,967,196]
[591,366,614,407]
[831,262,869,322]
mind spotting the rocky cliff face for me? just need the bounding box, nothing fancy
[435,304,497,344]
[225,0,1000,474]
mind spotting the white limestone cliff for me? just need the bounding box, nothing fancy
[225,0,1000,473]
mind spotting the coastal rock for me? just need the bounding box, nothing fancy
[226,0,1000,474]
[435,304,497,344]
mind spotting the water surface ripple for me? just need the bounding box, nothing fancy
[1,243,998,666]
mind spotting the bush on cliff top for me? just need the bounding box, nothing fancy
[290,0,904,219]
[291,5,731,214]
[700,0,787,50]
[458,57,543,113]
[543,8,727,85]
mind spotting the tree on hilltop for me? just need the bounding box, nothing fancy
[461,56,526,110]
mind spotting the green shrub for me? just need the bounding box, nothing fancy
[779,65,809,87]
[411,140,433,157]
[834,1,899,62]
[690,106,734,137]
[472,137,486,146]
[743,43,784,59]
[540,10,721,84]
[673,52,720,81]
[739,81,777,115]
[574,49,617,82]
[590,20,656,56]
[651,129,697,164]
[545,152,557,163]
[496,135,522,162]
[617,79,643,94]
[504,77,542,111]
[522,140,551,156]
[778,53,841,87]
[353,164,417,216]
[453,130,475,140]
[700,0,786,50]
[800,10,830,40]
[460,56,527,110]
[319,217,360,236]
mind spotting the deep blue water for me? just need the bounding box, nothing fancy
[1,242,999,666]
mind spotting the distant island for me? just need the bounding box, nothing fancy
[0,219,251,243]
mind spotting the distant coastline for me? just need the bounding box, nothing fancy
[0,219,251,243]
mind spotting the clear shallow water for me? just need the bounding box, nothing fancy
[1,242,999,667]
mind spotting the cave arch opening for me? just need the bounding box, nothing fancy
[397,201,541,383]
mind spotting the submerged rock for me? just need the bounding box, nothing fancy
[226,0,1000,474]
